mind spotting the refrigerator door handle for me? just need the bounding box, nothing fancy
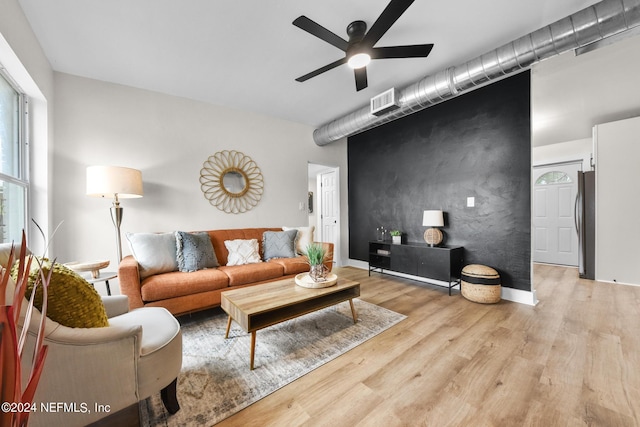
[574,193,580,236]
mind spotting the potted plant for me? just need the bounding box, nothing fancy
[390,230,403,244]
[303,243,328,282]
[1,230,52,427]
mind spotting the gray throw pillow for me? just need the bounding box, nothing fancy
[175,231,219,272]
[263,229,298,260]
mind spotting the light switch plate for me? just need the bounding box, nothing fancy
[467,197,475,207]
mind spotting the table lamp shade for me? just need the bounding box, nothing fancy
[86,166,143,198]
[422,210,444,227]
[422,210,444,246]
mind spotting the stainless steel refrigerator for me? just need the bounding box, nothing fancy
[576,171,595,279]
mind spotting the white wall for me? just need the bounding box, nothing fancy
[594,116,640,285]
[532,138,592,170]
[532,33,640,147]
[0,0,54,255]
[53,73,347,269]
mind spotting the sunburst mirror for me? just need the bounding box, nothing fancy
[199,150,264,214]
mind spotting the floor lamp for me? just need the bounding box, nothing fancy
[87,165,143,262]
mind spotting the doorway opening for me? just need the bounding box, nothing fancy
[308,162,341,266]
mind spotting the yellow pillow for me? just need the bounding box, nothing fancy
[12,257,109,328]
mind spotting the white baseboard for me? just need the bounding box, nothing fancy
[501,286,538,306]
[346,259,538,306]
[347,259,369,270]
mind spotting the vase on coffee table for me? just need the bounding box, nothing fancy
[304,243,329,282]
[309,264,329,282]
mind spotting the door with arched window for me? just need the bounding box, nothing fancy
[533,162,582,266]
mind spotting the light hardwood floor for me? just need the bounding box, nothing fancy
[216,264,640,426]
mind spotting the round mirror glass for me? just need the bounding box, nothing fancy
[222,170,246,195]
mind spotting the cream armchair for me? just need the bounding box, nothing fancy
[17,294,182,427]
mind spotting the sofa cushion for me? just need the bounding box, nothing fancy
[218,262,284,286]
[13,257,109,328]
[225,239,261,266]
[176,231,219,272]
[140,269,230,302]
[263,229,297,260]
[282,226,315,255]
[126,232,178,280]
[268,256,310,275]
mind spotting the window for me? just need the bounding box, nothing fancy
[535,171,572,185]
[0,69,28,243]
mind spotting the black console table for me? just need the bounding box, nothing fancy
[369,241,464,295]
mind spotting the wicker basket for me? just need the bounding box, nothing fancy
[461,264,501,304]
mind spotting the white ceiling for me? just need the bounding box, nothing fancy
[18,0,601,128]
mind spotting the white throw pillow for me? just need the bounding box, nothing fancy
[282,226,315,255]
[126,232,178,280]
[224,239,262,266]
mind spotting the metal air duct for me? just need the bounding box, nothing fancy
[313,0,640,146]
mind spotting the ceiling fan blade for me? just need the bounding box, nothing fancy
[362,0,415,47]
[293,16,349,52]
[371,44,434,59]
[355,67,368,91]
[295,57,348,82]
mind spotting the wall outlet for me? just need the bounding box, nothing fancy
[467,197,475,207]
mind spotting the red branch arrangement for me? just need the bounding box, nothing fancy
[0,231,52,427]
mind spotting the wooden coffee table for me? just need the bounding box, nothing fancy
[221,277,360,370]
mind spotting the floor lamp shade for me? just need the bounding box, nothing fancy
[87,166,143,262]
[86,166,143,199]
[422,210,444,246]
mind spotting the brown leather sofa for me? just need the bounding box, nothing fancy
[119,227,333,316]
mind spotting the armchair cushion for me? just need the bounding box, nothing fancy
[0,242,30,267]
[102,295,130,318]
[13,257,108,328]
[109,306,181,356]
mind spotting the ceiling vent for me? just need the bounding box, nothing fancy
[370,88,400,116]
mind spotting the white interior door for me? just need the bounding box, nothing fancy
[319,169,339,265]
[533,162,581,266]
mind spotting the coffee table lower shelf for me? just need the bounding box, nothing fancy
[221,278,360,370]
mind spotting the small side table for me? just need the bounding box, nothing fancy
[85,271,117,296]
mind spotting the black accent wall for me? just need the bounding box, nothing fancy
[348,71,531,291]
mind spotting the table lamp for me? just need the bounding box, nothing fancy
[87,165,143,262]
[422,210,444,246]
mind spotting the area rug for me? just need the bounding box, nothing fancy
[140,299,405,426]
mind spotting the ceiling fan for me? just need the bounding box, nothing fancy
[293,0,433,92]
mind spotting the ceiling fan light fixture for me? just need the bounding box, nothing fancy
[347,52,371,69]
[293,0,433,90]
